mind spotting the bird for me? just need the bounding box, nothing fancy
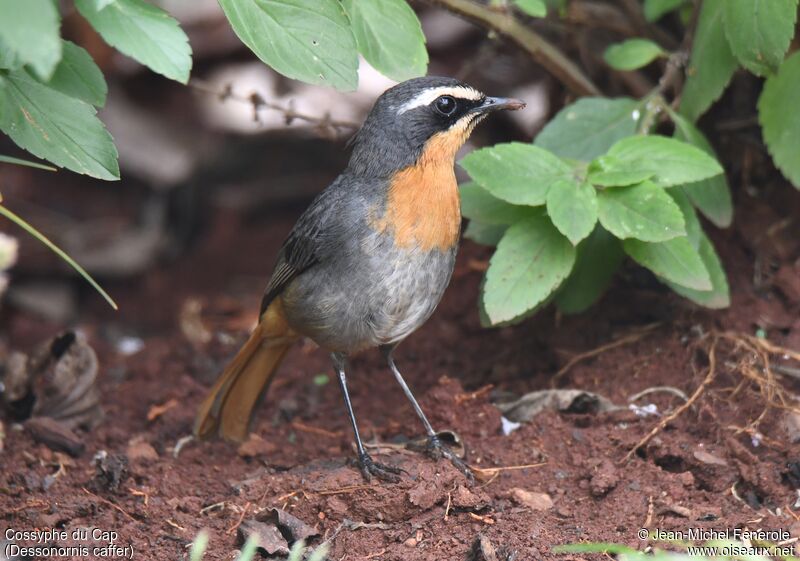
[194,76,524,482]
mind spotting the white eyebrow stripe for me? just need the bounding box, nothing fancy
[397,86,484,114]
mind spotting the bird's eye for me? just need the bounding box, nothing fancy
[434,95,457,116]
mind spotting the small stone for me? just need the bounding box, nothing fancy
[589,459,619,497]
[126,439,158,462]
[237,434,277,459]
[404,538,418,547]
[693,449,728,466]
[510,488,554,511]
[452,484,490,510]
[678,471,695,487]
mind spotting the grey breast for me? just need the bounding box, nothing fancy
[280,183,458,354]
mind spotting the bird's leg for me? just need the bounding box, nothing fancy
[381,345,474,482]
[331,352,401,483]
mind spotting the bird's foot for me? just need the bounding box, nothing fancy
[425,435,475,483]
[354,452,403,483]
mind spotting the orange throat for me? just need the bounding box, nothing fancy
[372,125,474,252]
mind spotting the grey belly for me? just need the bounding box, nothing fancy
[281,239,457,353]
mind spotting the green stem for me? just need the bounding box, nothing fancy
[0,202,118,310]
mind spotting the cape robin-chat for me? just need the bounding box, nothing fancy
[195,76,525,481]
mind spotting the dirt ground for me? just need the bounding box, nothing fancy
[2,120,800,561]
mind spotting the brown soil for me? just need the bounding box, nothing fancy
[2,139,800,561]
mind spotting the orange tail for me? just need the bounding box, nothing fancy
[194,299,298,441]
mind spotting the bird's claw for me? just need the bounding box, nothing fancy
[425,435,475,483]
[355,452,403,483]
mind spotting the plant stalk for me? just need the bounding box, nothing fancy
[417,0,601,96]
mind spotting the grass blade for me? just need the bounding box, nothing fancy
[0,202,118,310]
[0,154,58,171]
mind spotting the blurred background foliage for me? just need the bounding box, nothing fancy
[0,0,798,328]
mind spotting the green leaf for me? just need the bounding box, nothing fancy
[218,0,358,91]
[0,36,22,71]
[603,135,723,187]
[460,182,534,224]
[464,221,507,247]
[665,232,729,308]
[46,41,108,107]
[555,226,624,314]
[460,143,573,206]
[643,0,686,22]
[535,97,640,161]
[668,188,701,248]
[483,215,575,324]
[723,0,798,77]
[680,0,738,121]
[0,0,61,79]
[90,0,116,8]
[669,110,733,227]
[624,237,711,291]
[597,181,685,242]
[0,154,57,171]
[759,52,800,189]
[603,39,666,71]
[0,71,119,180]
[546,179,597,245]
[75,0,192,84]
[341,0,426,81]
[514,0,547,17]
[587,165,654,187]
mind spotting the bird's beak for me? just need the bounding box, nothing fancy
[475,96,526,114]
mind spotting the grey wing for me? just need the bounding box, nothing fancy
[259,183,345,316]
[259,223,322,316]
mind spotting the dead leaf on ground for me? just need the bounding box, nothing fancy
[237,519,289,556]
[496,389,619,423]
[257,507,318,542]
[1,331,103,430]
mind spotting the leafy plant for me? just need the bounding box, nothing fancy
[0,0,192,179]
[461,97,727,324]
[460,0,799,325]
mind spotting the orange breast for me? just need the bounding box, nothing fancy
[371,128,468,252]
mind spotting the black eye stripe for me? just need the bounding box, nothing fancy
[431,95,485,120]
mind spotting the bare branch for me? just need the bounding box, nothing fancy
[188,79,360,138]
[417,0,601,96]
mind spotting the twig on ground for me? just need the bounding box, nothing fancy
[82,487,137,523]
[628,386,689,403]
[642,495,654,530]
[226,501,251,535]
[470,461,547,482]
[622,336,719,462]
[291,421,343,439]
[551,323,661,386]
[455,384,494,404]
[417,0,601,96]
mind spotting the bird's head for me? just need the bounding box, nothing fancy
[348,76,525,177]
